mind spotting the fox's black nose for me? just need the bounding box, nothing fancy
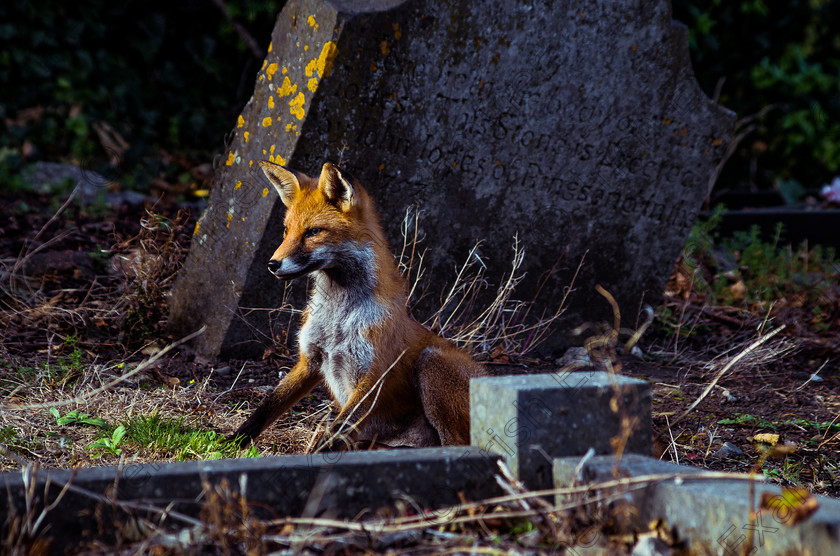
[268,260,281,274]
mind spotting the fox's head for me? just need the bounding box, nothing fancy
[259,161,383,283]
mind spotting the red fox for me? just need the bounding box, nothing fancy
[231,161,485,449]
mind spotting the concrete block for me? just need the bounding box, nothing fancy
[554,454,840,555]
[471,371,651,490]
[1,447,501,553]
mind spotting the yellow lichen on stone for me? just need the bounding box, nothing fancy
[244,131,250,143]
[277,156,286,165]
[262,187,269,197]
[304,41,338,79]
[282,67,287,74]
[268,96,275,109]
[261,59,267,70]
[278,76,297,97]
[235,180,242,190]
[270,145,276,155]
[393,23,402,39]
[380,40,390,55]
[193,221,200,236]
[289,92,305,120]
[262,117,273,127]
[317,42,338,78]
[268,41,273,53]
[307,15,318,31]
[304,45,309,52]
[237,115,245,128]
[305,58,317,78]
[307,77,318,92]
[306,41,338,82]
[266,62,279,81]
[225,151,235,166]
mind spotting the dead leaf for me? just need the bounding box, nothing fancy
[92,121,130,165]
[5,106,43,127]
[489,345,510,363]
[760,487,818,526]
[752,432,780,445]
[141,342,162,356]
[150,368,180,389]
[729,280,746,302]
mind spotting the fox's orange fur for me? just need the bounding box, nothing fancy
[231,161,485,449]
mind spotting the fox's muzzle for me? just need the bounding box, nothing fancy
[267,255,316,280]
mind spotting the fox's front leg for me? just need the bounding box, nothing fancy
[230,355,321,448]
[317,373,383,450]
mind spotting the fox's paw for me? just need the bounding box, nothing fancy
[225,428,255,450]
[312,428,356,453]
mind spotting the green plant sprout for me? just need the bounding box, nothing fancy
[88,425,126,457]
[50,408,108,428]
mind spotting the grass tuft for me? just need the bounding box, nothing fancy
[122,413,259,460]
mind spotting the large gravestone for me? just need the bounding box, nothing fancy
[169,0,735,359]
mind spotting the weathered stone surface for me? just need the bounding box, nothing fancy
[329,0,408,13]
[471,371,651,490]
[1,447,501,552]
[169,0,735,359]
[554,454,840,555]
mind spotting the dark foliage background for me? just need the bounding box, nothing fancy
[0,0,281,189]
[1,0,838,200]
[672,0,840,200]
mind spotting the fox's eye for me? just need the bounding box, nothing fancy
[304,227,322,238]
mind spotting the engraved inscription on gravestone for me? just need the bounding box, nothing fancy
[169,0,735,359]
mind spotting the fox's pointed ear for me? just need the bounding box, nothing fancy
[319,162,355,212]
[258,161,303,208]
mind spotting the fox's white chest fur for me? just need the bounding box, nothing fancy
[297,245,389,407]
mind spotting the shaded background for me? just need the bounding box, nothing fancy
[1,0,839,201]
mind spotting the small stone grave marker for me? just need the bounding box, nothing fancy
[471,371,652,490]
[170,0,735,359]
